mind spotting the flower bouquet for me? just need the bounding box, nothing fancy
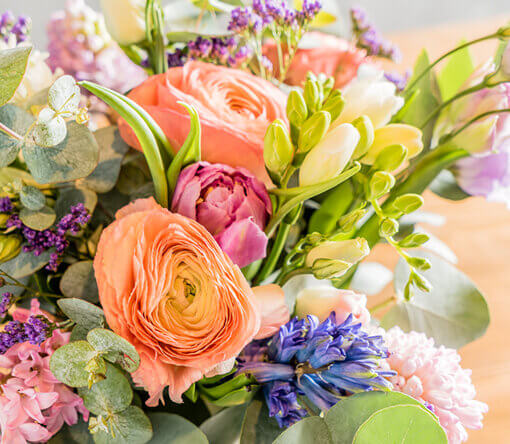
[0,1,508,443]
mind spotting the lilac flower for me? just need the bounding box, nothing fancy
[0,12,31,44]
[238,313,393,427]
[0,292,13,319]
[384,70,410,92]
[0,316,53,354]
[228,7,263,34]
[0,197,13,213]
[298,0,322,23]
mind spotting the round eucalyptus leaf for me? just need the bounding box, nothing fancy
[48,418,93,444]
[92,406,153,444]
[81,364,133,415]
[49,340,97,387]
[33,108,67,147]
[148,413,208,444]
[352,405,447,444]
[48,75,81,116]
[23,121,99,184]
[70,324,89,342]
[382,251,490,348]
[0,167,39,189]
[324,391,431,444]
[57,298,105,331]
[60,261,99,303]
[87,328,140,373]
[20,185,46,210]
[0,46,32,107]
[0,104,34,167]
[240,399,282,444]
[200,405,248,444]
[0,247,51,278]
[19,206,56,231]
[273,417,332,444]
[55,186,97,220]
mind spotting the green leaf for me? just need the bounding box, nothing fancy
[48,75,81,116]
[352,405,447,444]
[200,404,248,444]
[48,418,94,444]
[166,31,231,43]
[148,413,208,444]
[202,386,258,407]
[0,46,32,106]
[240,399,281,444]
[0,104,35,167]
[190,0,235,12]
[273,417,332,444]
[50,340,97,387]
[437,42,474,101]
[429,169,470,201]
[382,251,490,348]
[70,324,90,342]
[60,261,99,303]
[55,186,98,220]
[0,166,38,188]
[80,364,133,415]
[0,248,51,278]
[57,298,105,331]
[80,126,130,193]
[23,121,99,184]
[19,206,56,230]
[92,406,153,444]
[324,391,431,444]
[310,11,336,27]
[20,185,46,210]
[87,328,140,373]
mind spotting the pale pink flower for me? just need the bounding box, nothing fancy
[379,326,488,444]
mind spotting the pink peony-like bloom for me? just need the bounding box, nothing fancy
[171,161,272,268]
[263,32,368,88]
[379,326,488,444]
[0,303,88,444]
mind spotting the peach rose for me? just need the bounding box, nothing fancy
[118,61,288,185]
[94,197,288,405]
[263,32,368,88]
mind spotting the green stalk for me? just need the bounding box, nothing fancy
[79,81,168,207]
[254,222,291,285]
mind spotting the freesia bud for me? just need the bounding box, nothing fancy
[287,90,308,128]
[393,193,424,214]
[368,171,395,199]
[297,111,331,155]
[306,238,370,276]
[351,115,375,159]
[379,218,399,237]
[304,79,321,113]
[100,0,146,46]
[311,259,351,279]
[398,232,429,248]
[409,270,432,292]
[299,123,360,186]
[0,234,22,263]
[322,90,345,123]
[264,119,294,178]
[407,256,431,271]
[338,208,367,232]
[373,144,408,171]
[363,124,423,165]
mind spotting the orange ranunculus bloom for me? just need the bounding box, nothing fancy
[93,198,273,405]
[118,61,288,186]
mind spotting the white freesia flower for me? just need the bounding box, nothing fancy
[100,0,147,46]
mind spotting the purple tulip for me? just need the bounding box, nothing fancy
[171,162,272,268]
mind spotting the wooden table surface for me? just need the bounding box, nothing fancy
[369,17,510,443]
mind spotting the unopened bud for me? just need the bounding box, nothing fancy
[373,144,408,171]
[410,270,432,293]
[304,79,321,113]
[311,258,351,279]
[287,90,308,129]
[497,25,510,38]
[379,218,399,237]
[407,256,431,271]
[393,193,424,214]
[306,238,370,270]
[322,90,345,123]
[338,208,367,232]
[264,119,294,179]
[297,111,331,155]
[76,107,90,125]
[368,171,396,199]
[351,115,374,159]
[398,232,429,248]
[0,235,22,263]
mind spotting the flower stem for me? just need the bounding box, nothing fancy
[369,295,396,315]
[443,108,510,142]
[254,222,291,285]
[0,122,23,141]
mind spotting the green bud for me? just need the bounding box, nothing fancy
[393,193,424,214]
[351,115,375,159]
[264,119,294,179]
[304,80,321,113]
[297,111,331,155]
[373,144,408,171]
[311,258,351,279]
[398,232,429,248]
[410,270,432,293]
[286,90,308,128]
[368,171,396,199]
[497,25,510,38]
[338,208,367,232]
[320,75,335,97]
[85,356,106,374]
[0,234,22,263]
[379,218,399,237]
[306,238,369,270]
[407,256,431,271]
[322,90,345,123]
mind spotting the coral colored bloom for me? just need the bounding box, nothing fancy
[252,285,289,340]
[263,32,368,88]
[118,61,288,185]
[379,327,488,444]
[171,161,272,268]
[94,198,274,405]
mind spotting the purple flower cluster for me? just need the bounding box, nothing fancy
[0,197,13,213]
[5,202,91,272]
[238,313,393,427]
[0,316,52,354]
[0,11,31,44]
[0,292,13,320]
[350,6,401,62]
[384,70,410,92]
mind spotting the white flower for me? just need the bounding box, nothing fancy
[100,0,147,46]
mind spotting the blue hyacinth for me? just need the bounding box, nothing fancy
[237,313,394,427]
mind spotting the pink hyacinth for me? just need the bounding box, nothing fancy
[379,327,488,444]
[0,301,88,444]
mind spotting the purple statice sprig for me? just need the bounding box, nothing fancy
[0,315,53,354]
[5,203,91,272]
[384,70,411,92]
[0,11,31,44]
[237,313,394,428]
[0,292,13,320]
[350,6,401,62]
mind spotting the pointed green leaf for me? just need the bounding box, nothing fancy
[58,298,105,331]
[437,42,474,101]
[0,46,32,106]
